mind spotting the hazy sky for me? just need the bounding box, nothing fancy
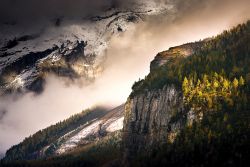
[0,0,250,157]
[0,0,149,24]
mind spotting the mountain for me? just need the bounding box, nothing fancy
[124,20,250,166]
[2,105,124,161]
[0,1,173,95]
[1,21,250,167]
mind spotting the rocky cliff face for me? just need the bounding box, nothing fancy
[122,41,206,162]
[0,40,102,94]
[123,85,187,161]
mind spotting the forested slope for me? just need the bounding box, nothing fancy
[128,20,250,167]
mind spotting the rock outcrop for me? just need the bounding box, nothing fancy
[123,85,186,161]
[150,42,204,71]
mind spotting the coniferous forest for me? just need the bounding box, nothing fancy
[130,20,250,167]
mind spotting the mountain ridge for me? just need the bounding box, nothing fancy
[2,105,124,161]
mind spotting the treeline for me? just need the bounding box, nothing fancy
[3,107,109,161]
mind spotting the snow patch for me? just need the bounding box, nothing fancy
[55,114,124,154]
[106,117,124,132]
[56,120,102,154]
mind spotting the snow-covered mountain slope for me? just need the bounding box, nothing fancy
[0,1,174,95]
[54,105,124,155]
[3,105,124,161]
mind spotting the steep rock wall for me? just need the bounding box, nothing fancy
[123,85,187,161]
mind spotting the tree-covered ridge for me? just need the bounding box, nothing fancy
[1,132,122,167]
[131,20,250,97]
[130,21,250,167]
[182,73,246,114]
[3,107,109,161]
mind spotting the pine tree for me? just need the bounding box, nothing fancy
[239,76,245,86]
[223,79,230,90]
[182,77,189,96]
[233,78,239,89]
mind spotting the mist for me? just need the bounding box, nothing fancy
[0,0,250,157]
